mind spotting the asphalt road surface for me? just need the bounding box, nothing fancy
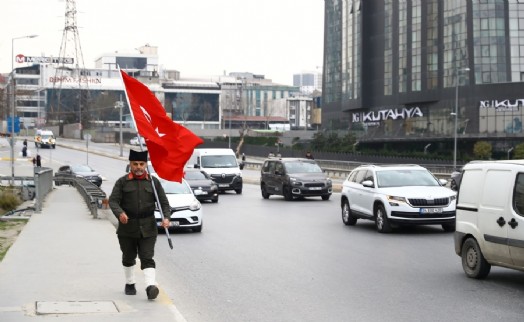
[4,140,523,322]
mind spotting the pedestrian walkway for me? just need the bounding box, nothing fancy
[0,186,184,321]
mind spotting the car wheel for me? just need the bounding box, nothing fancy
[235,188,242,194]
[321,194,330,201]
[461,237,491,279]
[283,186,293,201]
[261,184,270,199]
[341,200,357,226]
[212,196,219,203]
[450,179,458,191]
[55,181,61,186]
[375,204,392,233]
[442,223,455,232]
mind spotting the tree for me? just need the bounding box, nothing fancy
[473,141,492,160]
[514,143,524,159]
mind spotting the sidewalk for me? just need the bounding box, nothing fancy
[0,186,185,321]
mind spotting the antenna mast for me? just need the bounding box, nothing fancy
[50,0,90,135]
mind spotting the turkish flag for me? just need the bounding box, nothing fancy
[120,70,203,182]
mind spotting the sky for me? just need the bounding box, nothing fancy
[1,0,324,85]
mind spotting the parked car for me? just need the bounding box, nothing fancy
[129,136,146,146]
[54,164,103,187]
[184,168,219,203]
[455,160,524,279]
[340,164,456,233]
[153,176,203,233]
[260,157,332,201]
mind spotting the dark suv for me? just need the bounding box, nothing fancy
[260,158,332,201]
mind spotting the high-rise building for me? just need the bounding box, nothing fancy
[323,0,524,156]
[293,71,322,94]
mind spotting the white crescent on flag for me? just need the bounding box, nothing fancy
[140,105,165,137]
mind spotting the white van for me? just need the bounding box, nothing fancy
[35,130,56,149]
[455,160,524,278]
[187,148,243,194]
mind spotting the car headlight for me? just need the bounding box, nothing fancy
[289,177,302,186]
[450,195,457,202]
[387,195,407,206]
[189,200,201,211]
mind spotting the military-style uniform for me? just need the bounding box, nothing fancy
[109,173,170,239]
[108,149,171,300]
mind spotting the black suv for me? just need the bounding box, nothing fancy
[260,157,332,201]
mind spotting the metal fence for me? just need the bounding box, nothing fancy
[70,178,107,219]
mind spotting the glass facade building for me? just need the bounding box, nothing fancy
[323,0,524,156]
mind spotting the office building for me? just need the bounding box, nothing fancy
[323,0,524,156]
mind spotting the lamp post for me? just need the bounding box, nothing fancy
[11,34,38,184]
[115,95,124,157]
[452,66,470,171]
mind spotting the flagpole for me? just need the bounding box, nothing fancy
[118,68,173,250]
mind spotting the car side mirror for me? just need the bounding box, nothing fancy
[362,180,374,188]
[439,179,448,186]
[194,164,200,169]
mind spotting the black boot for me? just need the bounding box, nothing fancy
[125,283,136,295]
[146,285,159,300]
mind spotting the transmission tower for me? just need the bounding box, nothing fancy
[50,0,90,133]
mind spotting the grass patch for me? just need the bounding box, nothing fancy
[0,219,28,261]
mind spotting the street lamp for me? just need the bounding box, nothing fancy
[115,95,124,157]
[11,34,38,184]
[508,147,514,160]
[452,66,470,171]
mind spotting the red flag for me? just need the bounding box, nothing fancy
[120,70,203,182]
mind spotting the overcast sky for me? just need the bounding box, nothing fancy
[1,0,324,85]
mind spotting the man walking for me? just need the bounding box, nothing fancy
[109,149,171,300]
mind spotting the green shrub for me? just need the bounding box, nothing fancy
[0,192,21,212]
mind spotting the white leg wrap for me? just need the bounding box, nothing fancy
[124,266,135,284]
[143,268,157,286]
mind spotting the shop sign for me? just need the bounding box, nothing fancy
[352,106,423,125]
[479,99,523,112]
[15,54,74,64]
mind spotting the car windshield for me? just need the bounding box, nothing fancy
[285,161,323,174]
[157,178,192,194]
[201,155,237,168]
[184,171,207,180]
[376,169,440,188]
[71,165,94,172]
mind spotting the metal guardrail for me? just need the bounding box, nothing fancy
[34,167,53,212]
[0,167,54,213]
[243,159,453,181]
[69,177,106,218]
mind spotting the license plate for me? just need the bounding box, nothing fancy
[420,208,443,214]
[309,187,322,190]
[218,184,229,187]
[171,221,180,227]
[193,189,203,195]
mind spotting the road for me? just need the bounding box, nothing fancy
[2,139,524,321]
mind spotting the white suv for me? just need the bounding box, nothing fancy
[341,164,456,233]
